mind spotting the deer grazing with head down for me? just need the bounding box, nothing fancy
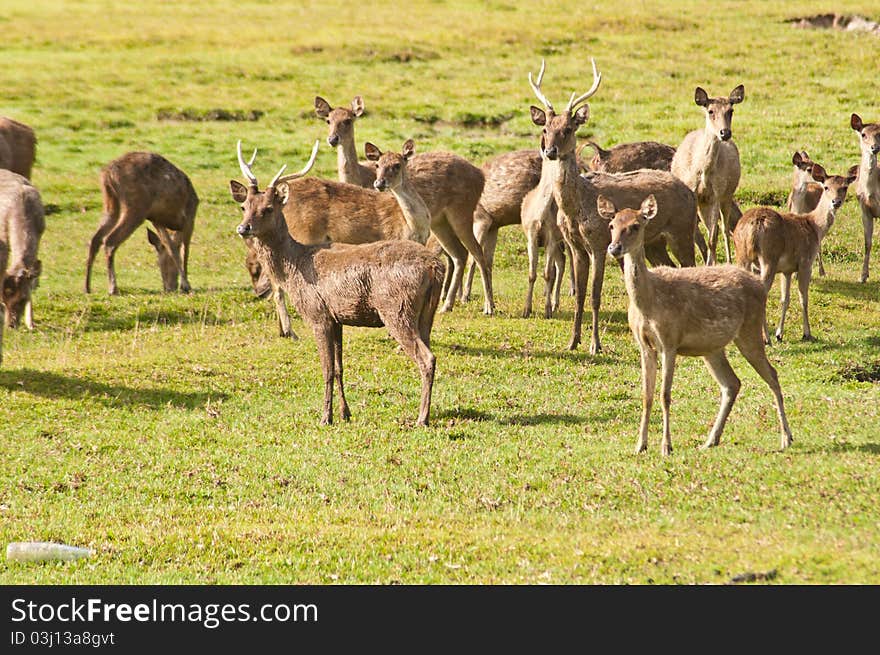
[851,113,880,283]
[528,58,700,352]
[0,117,36,180]
[0,170,45,366]
[603,193,793,456]
[85,152,198,295]
[314,94,494,314]
[231,143,444,427]
[671,84,745,265]
[734,163,857,343]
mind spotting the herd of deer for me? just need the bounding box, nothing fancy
[1,58,878,455]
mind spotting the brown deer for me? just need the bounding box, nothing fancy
[851,113,880,283]
[734,163,857,342]
[528,58,699,352]
[85,152,198,295]
[521,156,565,318]
[0,117,36,180]
[365,139,432,245]
[314,95,493,313]
[231,145,444,427]
[671,85,745,265]
[602,193,793,456]
[579,140,675,173]
[785,150,828,276]
[0,170,45,365]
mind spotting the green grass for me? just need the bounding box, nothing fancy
[1,0,879,584]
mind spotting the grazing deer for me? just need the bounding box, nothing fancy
[85,152,198,295]
[671,85,745,265]
[0,117,36,180]
[0,170,45,365]
[851,113,880,283]
[314,95,493,313]
[231,145,444,427]
[734,163,857,342]
[603,194,793,455]
[580,140,676,173]
[365,139,432,245]
[786,150,828,276]
[528,58,699,352]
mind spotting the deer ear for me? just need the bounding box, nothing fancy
[596,195,616,221]
[275,182,290,205]
[230,180,248,203]
[694,87,709,107]
[147,228,161,249]
[364,142,381,161]
[351,96,365,117]
[792,151,803,166]
[810,163,827,183]
[573,104,590,125]
[530,106,546,126]
[729,85,745,104]
[851,113,863,131]
[641,194,658,221]
[314,96,331,118]
[847,164,860,184]
[402,139,415,159]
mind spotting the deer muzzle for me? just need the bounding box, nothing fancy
[236,223,252,237]
[607,242,623,259]
[328,134,340,147]
[719,128,732,141]
[373,179,388,191]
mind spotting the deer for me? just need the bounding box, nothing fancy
[602,193,793,456]
[231,143,444,427]
[786,150,829,276]
[314,94,494,314]
[0,170,45,366]
[365,139,432,245]
[528,58,700,353]
[851,113,880,283]
[0,117,36,180]
[85,152,198,295]
[579,140,676,173]
[733,163,857,343]
[671,84,745,265]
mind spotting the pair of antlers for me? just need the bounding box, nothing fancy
[528,58,602,114]
[236,139,320,189]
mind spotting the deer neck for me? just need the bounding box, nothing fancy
[808,194,837,238]
[622,245,655,312]
[697,130,723,176]
[792,170,810,195]
[858,148,879,199]
[336,137,363,185]
[551,152,583,220]
[389,179,432,244]
[251,220,308,289]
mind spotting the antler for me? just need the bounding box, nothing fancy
[236,140,259,186]
[565,58,602,113]
[275,140,320,185]
[528,59,555,113]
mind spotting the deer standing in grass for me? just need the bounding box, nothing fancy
[671,85,744,265]
[0,170,45,366]
[365,139,432,245]
[315,95,494,313]
[734,163,857,343]
[851,113,880,283]
[85,152,197,295]
[786,150,828,276]
[603,194,793,455]
[231,144,444,427]
[0,117,36,180]
[528,58,699,352]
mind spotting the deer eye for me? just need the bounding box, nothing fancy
[708,110,715,117]
[325,119,330,124]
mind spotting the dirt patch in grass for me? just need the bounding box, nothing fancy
[836,360,880,383]
[156,108,264,122]
[786,14,880,35]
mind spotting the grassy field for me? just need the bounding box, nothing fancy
[1,0,879,584]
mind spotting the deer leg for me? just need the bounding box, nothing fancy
[700,201,721,266]
[566,243,575,296]
[544,234,564,318]
[860,210,874,283]
[550,239,565,317]
[659,347,677,456]
[636,344,657,454]
[386,321,436,427]
[273,282,296,339]
[101,210,145,295]
[523,227,539,318]
[430,221,468,313]
[85,212,118,294]
[588,249,607,355]
[759,261,777,345]
[568,246,589,351]
[439,252,453,301]
[667,229,697,267]
[719,203,733,264]
[700,350,741,449]
[775,272,792,342]
[644,237,675,267]
[417,275,442,349]
[152,225,192,293]
[313,323,336,426]
[734,332,793,450]
[816,248,825,277]
[693,223,709,264]
[446,210,494,315]
[0,243,6,365]
[797,267,814,341]
[24,298,34,331]
[463,217,494,303]
[332,322,350,421]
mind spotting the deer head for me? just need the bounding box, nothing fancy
[315,96,365,148]
[851,114,880,157]
[528,59,602,161]
[601,195,658,259]
[810,163,858,211]
[231,140,319,240]
[694,85,744,142]
[2,261,41,328]
[147,228,179,292]
[366,139,416,191]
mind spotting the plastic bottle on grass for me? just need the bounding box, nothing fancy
[6,542,92,562]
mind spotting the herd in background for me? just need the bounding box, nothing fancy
[1,57,878,453]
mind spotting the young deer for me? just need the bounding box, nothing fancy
[602,194,793,455]
[785,150,827,276]
[521,156,565,318]
[314,95,493,313]
[528,58,699,352]
[0,117,36,180]
[85,152,198,295]
[851,113,880,283]
[734,163,857,342]
[671,85,745,265]
[365,139,432,245]
[0,170,45,365]
[231,145,444,426]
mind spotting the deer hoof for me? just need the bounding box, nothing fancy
[774,332,783,342]
[801,334,815,342]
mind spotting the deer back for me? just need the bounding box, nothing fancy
[588,141,676,173]
[477,149,543,226]
[671,130,741,200]
[406,152,485,221]
[0,118,36,180]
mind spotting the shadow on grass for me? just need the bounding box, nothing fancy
[0,368,225,410]
[812,277,878,300]
[433,407,589,427]
[791,442,880,456]
[443,343,618,365]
